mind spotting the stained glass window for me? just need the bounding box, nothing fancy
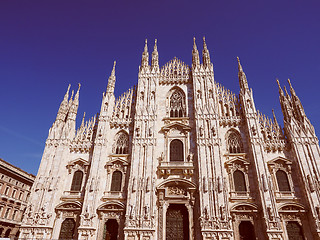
[111,171,122,192]
[234,170,247,192]
[71,171,83,192]
[276,170,291,192]
[170,140,184,161]
[170,90,186,117]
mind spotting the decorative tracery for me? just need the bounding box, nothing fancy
[113,132,129,154]
[169,89,186,118]
[226,130,243,154]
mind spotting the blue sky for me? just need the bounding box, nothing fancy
[0,0,319,175]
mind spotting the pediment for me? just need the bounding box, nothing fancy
[68,157,89,166]
[268,156,292,165]
[106,157,129,166]
[225,156,249,166]
[231,203,258,212]
[56,201,82,211]
[161,122,191,133]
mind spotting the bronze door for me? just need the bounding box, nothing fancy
[166,204,189,240]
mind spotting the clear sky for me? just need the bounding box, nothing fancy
[0,0,319,175]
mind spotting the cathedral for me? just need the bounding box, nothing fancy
[20,38,320,240]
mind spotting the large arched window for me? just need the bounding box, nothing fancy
[70,170,83,192]
[169,89,186,117]
[113,132,129,154]
[276,170,291,192]
[170,139,184,161]
[58,218,76,239]
[110,171,122,192]
[233,170,247,192]
[227,131,243,153]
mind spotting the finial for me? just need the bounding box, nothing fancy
[144,39,148,52]
[237,57,243,72]
[287,78,294,90]
[77,83,81,91]
[81,112,86,127]
[111,61,116,76]
[193,37,198,50]
[153,39,158,51]
[203,36,207,49]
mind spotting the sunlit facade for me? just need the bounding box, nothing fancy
[20,38,320,240]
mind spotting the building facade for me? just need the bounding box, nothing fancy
[20,38,320,240]
[0,158,35,238]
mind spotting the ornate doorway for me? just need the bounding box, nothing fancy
[58,218,75,239]
[166,204,189,240]
[103,219,119,240]
[239,221,256,240]
[286,221,304,240]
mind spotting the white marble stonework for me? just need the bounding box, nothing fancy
[20,38,320,240]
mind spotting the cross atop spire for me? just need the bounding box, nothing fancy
[192,37,200,69]
[151,39,159,70]
[107,61,116,93]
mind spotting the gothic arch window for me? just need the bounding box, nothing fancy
[233,170,247,192]
[169,89,186,117]
[227,130,243,153]
[113,131,129,154]
[58,218,76,239]
[170,139,184,161]
[70,170,83,192]
[276,170,291,192]
[110,171,122,192]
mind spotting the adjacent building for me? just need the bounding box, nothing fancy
[0,158,35,238]
[20,38,320,239]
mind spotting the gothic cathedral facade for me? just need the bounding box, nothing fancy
[20,38,320,240]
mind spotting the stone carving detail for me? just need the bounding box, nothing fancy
[167,186,186,196]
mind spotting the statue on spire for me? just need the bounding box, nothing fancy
[151,39,159,70]
[192,37,200,69]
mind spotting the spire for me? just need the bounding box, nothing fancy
[287,79,306,121]
[151,39,159,70]
[141,39,149,69]
[192,37,200,69]
[106,61,116,93]
[56,84,71,121]
[80,112,86,128]
[287,78,296,96]
[276,79,284,96]
[66,83,80,122]
[272,109,280,129]
[237,57,249,91]
[202,36,211,67]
